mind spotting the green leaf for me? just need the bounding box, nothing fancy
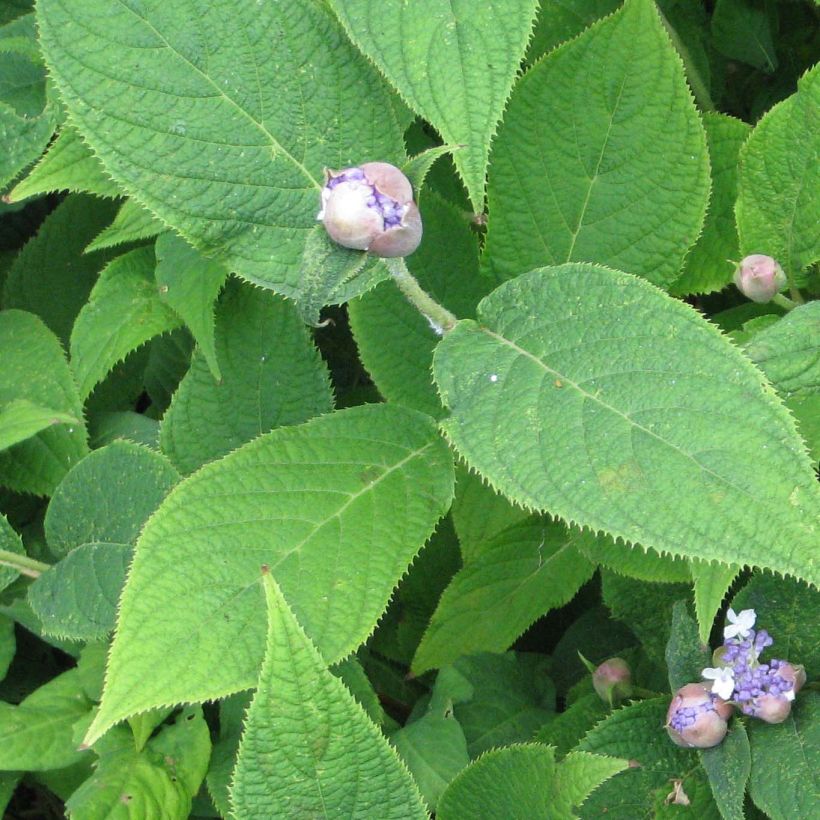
[0,667,92,770]
[37,0,404,305]
[349,193,485,419]
[554,751,630,817]
[743,302,820,398]
[786,393,820,464]
[671,114,750,297]
[7,125,121,202]
[690,560,740,644]
[159,280,333,474]
[736,64,819,281]
[526,0,621,63]
[0,399,78,453]
[0,771,20,815]
[86,404,453,744]
[0,615,15,681]
[329,0,540,212]
[3,194,121,345]
[205,691,252,818]
[229,571,427,820]
[0,516,26,593]
[154,234,228,382]
[576,532,692,584]
[0,49,45,117]
[0,310,88,496]
[711,0,777,72]
[413,519,594,673]
[70,246,182,400]
[748,692,819,820]
[665,601,710,693]
[27,542,131,641]
[44,440,179,557]
[700,721,751,820]
[534,692,610,757]
[402,145,462,201]
[481,0,709,289]
[89,411,160,451]
[432,264,820,585]
[86,199,164,254]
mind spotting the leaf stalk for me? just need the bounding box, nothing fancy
[385,257,458,334]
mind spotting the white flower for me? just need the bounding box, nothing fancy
[702,666,736,700]
[723,608,756,640]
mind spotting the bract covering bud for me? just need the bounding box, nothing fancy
[317,162,422,257]
[592,658,633,704]
[734,254,786,303]
[666,683,733,749]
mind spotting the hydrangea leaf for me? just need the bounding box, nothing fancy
[413,519,595,674]
[0,616,14,684]
[481,0,709,289]
[85,404,453,744]
[206,691,252,818]
[160,280,333,474]
[700,721,751,820]
[554,751,630,818]
[154,233,228,382]
[534,693,609,757]
[0,399,79,453]
[37,0,404,306]
[0,310,87,496]
[0,514,26,593]
[526,0,621,63]
[86,199,164,254]
[576,531,692,584]
[349,193,485,419]
[70,246,183,401]
[665,600,710,693]
[671,114,750,297]
[748,692,819,820]
[711,0,777,72]
[44,440,179,557]
[88,411,160,451]
[328,0,540,212]
[229,571,427,820]
[690,560,740,644]
[432,264,820,586]
[736,64,819,281]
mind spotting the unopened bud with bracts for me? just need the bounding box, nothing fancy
[318,162,422,257]
[592,658,633,705]
[666,683,733,749]
[734,254,786,303]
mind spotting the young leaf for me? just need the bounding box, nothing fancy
[229,571,427,820]
[665,600,710,693]
[0,310,88,496]
[736,64,819,281]
[37,0,404,304]
[160,280,333,474]
[44,440,179,557]
[70,246,182,400]
[481,0,710,289]
[328,0,539,212]
[85,199,164,254]
[413,519,595,674]
[86,404,453,744]
[432,264,820,586]
[690,560,740,644]
[700,721,751,820]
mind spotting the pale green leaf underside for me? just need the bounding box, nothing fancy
[433,264,820,585]
[0,399,78,453]
[86,198,164,254]
[86,404,453,744]
[736,63,819,279]
[481,0,710,289]
[329,0,539,212]
[37,0,404,304]
[230,573,427,820]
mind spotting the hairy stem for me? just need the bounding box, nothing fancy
[772,293,800,311]
[0,549,49,579]
[385,257,458,334]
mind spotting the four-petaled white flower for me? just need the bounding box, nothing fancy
[723,608,756,640]
[702,666,736,700]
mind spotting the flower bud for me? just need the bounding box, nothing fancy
[776,662,806,695]
[592,658,633,705]
[733,254,786,303]
[753,693,793,724]
[318,162,422,257]
[666,683,733,749]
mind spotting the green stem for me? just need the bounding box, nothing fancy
[385,257,458,334]
[0,549,49,579]
[772,293,800,312]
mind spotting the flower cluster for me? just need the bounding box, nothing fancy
[666,608,805,748]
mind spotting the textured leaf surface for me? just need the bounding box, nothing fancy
[160,280,333,474]
[87,404,453,743]
[0,399,78,453]
[413,519,594,673]
[526,0,621,63]
[329,0,539,211]
[70,246,182,400]
[230,572,426,820]
[86,199,164,254]
[554,751,630,818]
[0,515,25,593]
[534,692,609,757]
[748,692,819,820]
[154,233,227,382]
[576,532,691,584]
[44,440,179,557]
[736,64,819,279]
[700,721,750,820]
[205,691,252,817]
[37,0,404,303]
[671,114,750,296]
[481,0,709,289]
[691,560,740,644]
[432,264,820,585]
[28,542,131,641]
[665,601,710,692]
[0,310,87,496]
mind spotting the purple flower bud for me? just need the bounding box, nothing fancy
[752,693,793,724]
[776,662,806,695]
[734,254,786,303]
[592,658,633,704]
[318,162,422,257]
[666,683,733,749]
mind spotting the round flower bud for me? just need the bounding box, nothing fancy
[666,683,733,749]
[775,662,806,696]
[734,254,786,303]
[753,693,793,724]
[318,162,422,258]
[592,658,633,705]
